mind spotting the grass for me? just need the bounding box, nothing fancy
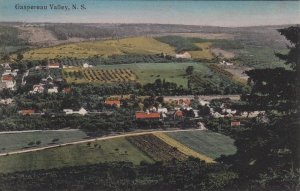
[154,132,215,163]
[0,137,153,173]
[0,130,89,153]
[92,62,212,87]
[21,37,176,60]
[166,130,237,159]
[235,47,288,69]
[188,42,214,60]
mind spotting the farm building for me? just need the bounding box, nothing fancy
[47,63,60,69]
[63,87,72,93]
[135,112,161,120]
[19,109,35,116]
[231,121,241,126]
[175,52,192,59]
[31,84,45,94]
[105,100,121,107]
[48,87,58,94]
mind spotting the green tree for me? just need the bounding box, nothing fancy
[222,26,300,189]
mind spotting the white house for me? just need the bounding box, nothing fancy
[175,52,192,59]
[48,86,58,93]
[83,63,93,68]
[219,60,233,66]
[157,107,168,114]
[77,107,88,116]
[0,98,13,105]
[32,84,45,93]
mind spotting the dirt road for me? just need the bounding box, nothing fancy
[0,128,204,157]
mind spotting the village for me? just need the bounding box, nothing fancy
[0,62,265,129]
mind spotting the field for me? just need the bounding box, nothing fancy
[188,42,214,60]
[93,62,213,87]
[0,137,153,173]
[63,68,137,84]
[127,134,188,161]
[166,130,237,159]
[0,130,89,153]
[0,130,237,173]
[154,132,215,163]
[21,37,176,60]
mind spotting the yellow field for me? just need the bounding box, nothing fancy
[21,37,176,60]
[153,132,215,163]
[188,42,214,60]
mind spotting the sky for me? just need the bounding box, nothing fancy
[0,0,299,26]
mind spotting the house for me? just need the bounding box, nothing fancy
[47,63,60,69]
[19,109,35,116]
[175,52,191,59]
[42,75,53,82]
[135,112,160,120]
[219,60,233,66]
[77,107,88,115]
[32,84,45,93]
[1,63,11,70]
[157,107,168,114]
[83,63,93,68]
[231,121,241,126]
[48,87,58,93]
[1,75,15,90]
[105,100,121,107]
[1,75,13,82]
[63,87,72,94]
[0,98,13,105]
[174,110,183,120]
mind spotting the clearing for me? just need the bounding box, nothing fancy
[166,130,237,159]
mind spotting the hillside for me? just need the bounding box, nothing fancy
[21,37,176,60]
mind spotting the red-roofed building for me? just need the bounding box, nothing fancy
[63,87,72,94]
[19,109,35,116]
[47,63,60,69]
[1,75,13,82]
[174,110,184,120]
[231,121,241,127]
[105,100,121,107]
[135,112,161,120]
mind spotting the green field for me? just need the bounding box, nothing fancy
[0,130,89,153]
[166,130,237,159]
[93,62,213,87]
[21,37,175,60]
[0,137,153,173]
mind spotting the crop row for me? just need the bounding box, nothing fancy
[64,68,137,83]
[126,134,188,161]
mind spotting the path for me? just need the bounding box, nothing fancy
[0,128,205,157]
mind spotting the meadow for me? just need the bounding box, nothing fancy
[21,37,176,60]
[166,130,237,159]
[0,137,153,173]
[94,62,212,87]
[0,130,89,153]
